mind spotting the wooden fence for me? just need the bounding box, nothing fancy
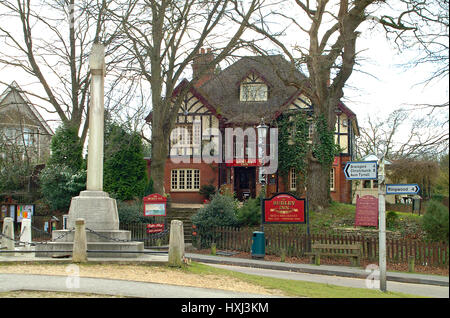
[193,226,449,268]
[120,223,170,248]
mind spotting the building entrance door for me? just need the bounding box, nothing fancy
[234,167,256,201]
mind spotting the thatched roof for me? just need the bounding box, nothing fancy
[197,55,308,125]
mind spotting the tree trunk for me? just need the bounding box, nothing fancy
[306,158,331,211]
[150,126,169,195]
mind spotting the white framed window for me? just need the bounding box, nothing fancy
[330,168,335,191]
[170,125,193,156]
[290,168,297,191]
[23,128,34,146]
[171,169,200,191]
[240,83,268,101]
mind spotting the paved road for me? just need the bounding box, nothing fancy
[205,264,449,298]
[0,273,278,298]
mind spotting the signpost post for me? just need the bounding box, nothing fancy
[344,158,386,292]
[378,156,387,292]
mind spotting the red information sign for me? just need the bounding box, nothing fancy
[147,223,165,234]
[355,195,379,228]
[143,193,167,217]
[262,193,306,224]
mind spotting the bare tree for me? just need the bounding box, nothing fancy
[357,108,449,160]
[109,0,263,194]
[241,0,426,209]
[393,0,449,112]
[0,0,125,144]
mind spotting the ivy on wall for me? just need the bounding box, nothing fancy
[276,112,340,193]
[312,114,341,168]
[276,112,310,193]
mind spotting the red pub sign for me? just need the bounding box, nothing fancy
[147,223,165,234]
[225,158,262,167]
[262,193,306,224]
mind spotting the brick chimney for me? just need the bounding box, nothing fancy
[192,48,215,87]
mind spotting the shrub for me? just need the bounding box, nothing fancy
[236,197,261,226]
[422,200,449,242]
[117,200,147,224]
[386,211,399,230]
[144,178,154,196]
[191,193,239,248]
[199,184,216,200]
[103,122,148,201]
[192,193,239,227]
[39,124,86,212]
[48,124,83,170]
[39,165,86,212]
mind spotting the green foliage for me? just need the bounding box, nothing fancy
[277,113,310,189]
[422,200,449,242]
[236,197,261,226]
[48,124,83,170]
[312,114,340,167]
[192,193,239,248]
[199,184,216,199]
[386,211,399,230]
[277,113,339,196]
[434,154,449,197]
[39,124,85,212]
[0,154,32,192]
[191,193,239,228]
[39,164,86,211]
[117,200,147,224]
[144,178,154,196]
[103,122,148,201]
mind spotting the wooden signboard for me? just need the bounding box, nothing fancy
[147,223,165,234]
[262,193,306,224]
[143,193,167,217]
[355,195,379,228]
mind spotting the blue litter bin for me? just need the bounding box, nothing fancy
[251,231,265,259]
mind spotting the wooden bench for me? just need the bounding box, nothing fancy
[305,243,362,267]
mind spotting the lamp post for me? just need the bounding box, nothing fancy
[257,118,268,232]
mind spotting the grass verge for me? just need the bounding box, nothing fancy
[185,262,424,298]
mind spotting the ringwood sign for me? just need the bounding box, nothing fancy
[386,184,420,195]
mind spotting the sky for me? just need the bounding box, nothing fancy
[0,1,448,155]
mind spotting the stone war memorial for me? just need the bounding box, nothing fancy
[35,44,144,258]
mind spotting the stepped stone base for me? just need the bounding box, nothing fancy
[35,229,144,258]
[35,241,144,258]
[67,190,119,231]
[35,190,144,258]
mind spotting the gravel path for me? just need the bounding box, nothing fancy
[0,264,285,297]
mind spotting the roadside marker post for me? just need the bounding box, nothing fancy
[378,156,387,292]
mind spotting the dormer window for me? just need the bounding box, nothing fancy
[238,70,270,102]
[240,83,268,101]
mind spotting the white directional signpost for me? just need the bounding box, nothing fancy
[345,159,387,292]
[386,184,420,195]
[344,161,378,180]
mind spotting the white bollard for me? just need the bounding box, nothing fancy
[168,220,185,267]
[72,218,87,263]
[1,217,15,255]
[20,219,32,251]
